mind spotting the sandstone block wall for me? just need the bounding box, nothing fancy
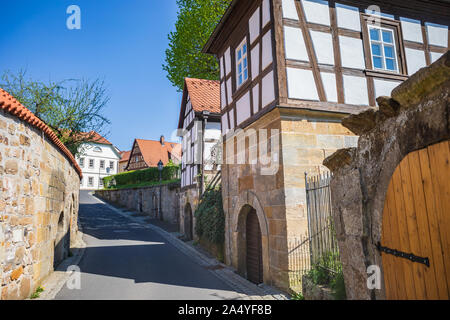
[179,187,199,238]
[95,182,180,227]
[0,109,80,300]
[222,107,356,292]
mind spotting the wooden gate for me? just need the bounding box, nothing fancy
[381,140,450,300]
[246,209,263,284]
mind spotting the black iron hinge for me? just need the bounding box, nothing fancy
[377,242,430,268]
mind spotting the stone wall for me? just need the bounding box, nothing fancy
[0,109,80,300]
[324,52,450,299]
[95,182,181,226]
[222,106,357,292]
[179,186,199,239]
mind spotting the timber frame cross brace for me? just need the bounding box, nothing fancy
[376,242,430,267]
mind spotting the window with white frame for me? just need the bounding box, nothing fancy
[100,160,105,169]
[88,177,94,187]
[79,158,85,167]
[236,38,248,88]
[89,159,94,168]
[109,161,114,170]
[368,26,398,72]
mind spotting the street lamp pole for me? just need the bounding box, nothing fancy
[157,160,164,221]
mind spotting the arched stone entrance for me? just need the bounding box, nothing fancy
[236,204,264,284]
[184,203,194,240]
[54,211,69,269]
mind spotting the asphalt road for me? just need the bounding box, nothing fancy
[55,191,241,300]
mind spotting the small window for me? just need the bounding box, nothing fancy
[79,158,85,168]
[368,26,398,72]
[93,147,102,153]
[99,179,104,187]
[109,161,114,170]
[88,177,94,187]
[236,38,248,88]
[89,159,94,168]
[100,160,105,169]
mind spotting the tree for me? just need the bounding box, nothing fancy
[1,70,111,156]
[163,0,231,91]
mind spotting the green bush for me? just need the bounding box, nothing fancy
[103,161,180,188]
[330,271,347,300]
[194,188,225,245]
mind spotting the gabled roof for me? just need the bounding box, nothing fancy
[178,78,221,129]
[127,138,181,169]
[79,131,112,145]
[119,150,131,163]
[0,88,83,178]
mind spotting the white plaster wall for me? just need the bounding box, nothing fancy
[282,0,298,20]
[284,26,309,61]
[400,17,423,43]
[343,75,369,105]
[205,122,221,140]
[373,78,401,100]
[226,78,233,104]
[310,30,334,65]
[339,36,366,70]
[236,91,251,125]
[302,0,330,26]
[221,114,229,134]
[286,67,319,100]
[430,51,444,63]
[405,48,426,75]
[251,44,260,80]
[221,82,226,109]
[261,70,275,107]
[321,72,338,103]
[249,7,260,44]
[229,110,235,130]
[262,0,271,27]
[262,30,273,70]
[224,48,231,75]
[336,3,361,31]
[426,23,448,47]
[252,84,259,114]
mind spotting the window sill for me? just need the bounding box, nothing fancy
[364,69,409,81]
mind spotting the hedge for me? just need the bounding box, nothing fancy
[103,162,180,189]
[194,188,225,245]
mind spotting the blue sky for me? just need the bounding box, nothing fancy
[0,0,182,151]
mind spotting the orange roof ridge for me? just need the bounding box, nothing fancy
[0,88,83,178]
[184,78,221,114]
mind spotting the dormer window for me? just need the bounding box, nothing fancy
[93,146,102,153]
[368,26,398,72]
[236,38,248,88]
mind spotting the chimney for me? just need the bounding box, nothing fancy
[160,135,165,146]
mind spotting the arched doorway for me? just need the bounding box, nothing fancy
[381,140,449,300]
[245,208,263,284]
[54,212,67,269]
[184,204,193,241]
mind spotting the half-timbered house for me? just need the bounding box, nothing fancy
[125,137,181,171]
[178,78,222,240]
[203,0,450,291]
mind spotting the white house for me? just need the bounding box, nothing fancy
[76,132,122,190]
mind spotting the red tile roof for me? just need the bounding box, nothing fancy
[119,150,131,163]
[79,131,112,145]
[0,88,83,178]
[185,78,221,114]
[132,138,181,168]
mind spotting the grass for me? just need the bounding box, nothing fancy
[291,292,305,300]
[102,179,180,191]
[30,286,44,299]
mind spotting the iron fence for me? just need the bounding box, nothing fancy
[288,172,341,287]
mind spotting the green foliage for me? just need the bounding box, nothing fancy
[291,292,305,300]
[103,162,180,189]
[307,251,346,299]
[194,188,225,245]
[30,286,44,299]
[163,0,232,91]
[330,271,347,300]
[1,70,110,156]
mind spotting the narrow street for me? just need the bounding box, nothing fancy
[55,191,242,300]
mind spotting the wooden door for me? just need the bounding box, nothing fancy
[381,140,450,300]
[246,209,263,284]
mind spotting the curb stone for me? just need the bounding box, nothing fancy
[96,195,289,300]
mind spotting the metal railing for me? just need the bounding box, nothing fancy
[288,172,341,287]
